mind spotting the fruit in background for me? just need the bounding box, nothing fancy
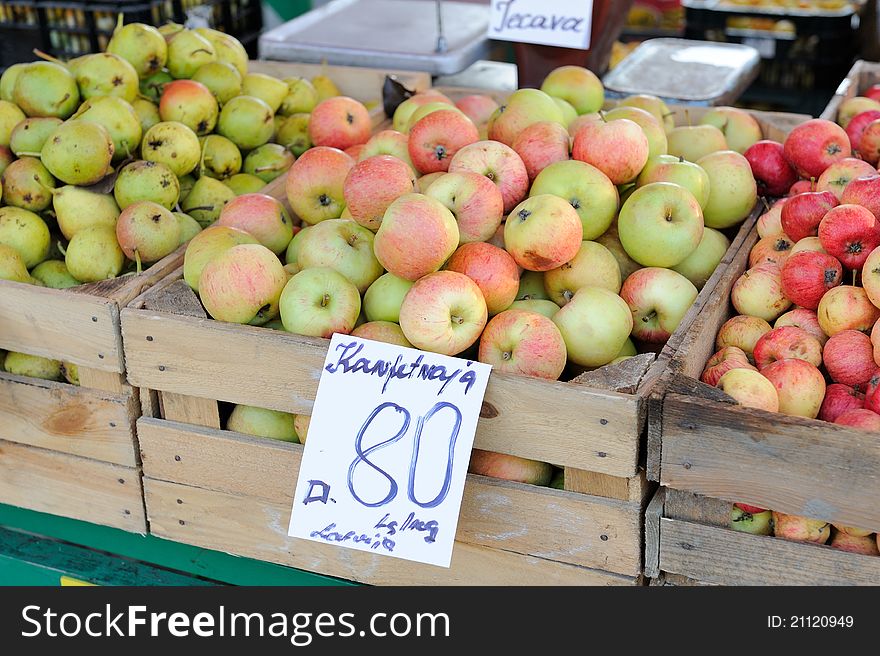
[866,85,880,102]
[115,201,180,265]
[132,97,160,133]
[424,171,504,244]
[65,226,125,282]
[343,155,416,231]
[241,73,288,113]
[816,157,876,200]
[141,121,200,177]
[552,98,577,127]
[71,95,142,162]
[818,286,880,336]
[181,176,235,227]
[0,146,13,176]
[790,237,826,255]
[359,129,415,172]
[819,383,865,422]
[835,408,880,430]
[3,352,62,381]
[217,193,293,255]
[175,212,201,244]
[225,173,265,196]
[448,140,530,214]
[838,96,880,128]
[114,160,179,210]
[107,21,167,77]
[508,298,559,319]
[1,158,55,212]
[31,260,79,289]
[12,62,80,119]
[544,240,621,304]
[699,107,762,154]
[479,307,567,380]
[731,262,791,322]
[227,405,298,442]
[9,117,62,156]
[597,223,641,279]
[139,69,172,103]
[243,143,295,183]
[783,119,851,178]
[0,207,50,268]
[717,368,779,412]
[824,330,876,387]
[295,219,382,293]
[775,308,827,346]
[391,93,452,133]
[194,27,247,77]
[789,179,814,195]
[696,150,757,229]
[280,77,319,115]
[363,272,413,323]
[621,267,698,343]
[552,287,633,367]
[504,195,582,271]
[285,146,354,225]
[752,326,822,370]
[763,358,826,418]
[0,63,23,102]
[857,119,880,164]
[780,190,838,242]
[511,121,570,180]
[0,244,29,283]
[780,251,843,310]
[191,61,242,105]
[374,193,458,281]
[863,246,880,311]
[830,530,880,555]
[517,270,549,301]
[488,88,564,146]
[730,507,773,535]
[468,449,553,486]
[351,321,412,347]
[834,524,874,538]
[199,134,243,180]
[637,155,711,209]
[183,225,259,291]
[818,204,880,269]
[716,316,772,361]
[408,109,480,175]
[200,243,288,325]
[617,182,703,268]
[666,124,727,163]
[844,109,880,151]
[276,113,312,157]
[0,101,24,147]
[159,79,218,136]
[672,227,730,289]
[41,120,113,185]
[864,370,880,414]
[572,117,648,185]
[772,512,831,544]
[455,94,500,128]
[166,29,216,79]
[399,270,487,355]
[530,160,618,240]
[618,94,675,132]
[308,96,371,151]
[700,346,756,386]
[446,242,519,315]
[540,65,603,115]
[604,106,668,160]
[55,180,122,238]
[217,95,274,151]
[743,140,799,197]
[841,174,880,220]
[748,234,794,269]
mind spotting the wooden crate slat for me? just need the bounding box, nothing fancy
[137,418,643,575]
[820,60,880,120]
[144,477,640,586]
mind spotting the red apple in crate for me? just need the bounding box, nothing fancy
[544,240,622,306]
[285,146,354,226]
[511,121,570,180]
[183,225,259,292]
[620,267,698,343]
[822,330,875,386]
[819,383,865,422]
[423,171,504,244]
[858,119,880,164]
[216,194,294,255]
[789,180,814,195]
[743,140,799,197]
[398,270,487,356]
[835,407,880,431]
[865,85,880,102]
[762,358,826,418]
[783,119,851,179]
[791,237,826,255]
[864,370,880,414]
[756,199,787,238]
[478,308,567,380]
[872,317,880,365]
[342,155,416,231]
[530,160,619,240]
[716,315,772,361]
[487,88,564,147]
[833,524,873,537]
[775,308,828,346]
[735,502,768,514]
[373,193,459,281]
[571,117,649,185]
[830,530,880,555]
[351,321,412,347]
[817,285,880,336]
[359,129,416,172]
[308,96,371,151]
[717,368,779,412]
[772,511,831,544]
[567,113,601,138]
[838,96,880,128]
[752,326,822,370]
[780,250,843,310]
[701,346,756,386]
[344,144,364,159]
[445,242,519,315]
[448,140,529,214]
[408,109,479,174]
[845,109,880,150]
[780,190,838,242]
[468,449,553,486]
[731,262,792,322]
[279,266,362,338]
[841,174,880,219]
[604,106,668,160]
[504,194,582,271]
[552,287,633,367]
[730,507,773,535]
[455,94,500,128]
[816,157,878,200]
[749,233,794,268]
[861,246,880,308]
[697,150,758,229]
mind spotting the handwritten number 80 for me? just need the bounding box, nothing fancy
[347,401,462,509]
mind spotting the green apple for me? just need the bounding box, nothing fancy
[488,88,564,146]
[508,298,559,319]
[667,124,727,162]
[637,154,711,209]
[552,287,633,367]
[295,218,383,293]
[183,224,259,291]
[603,106,668,160]
[529,160,618,240]
[227,404,298,442]
[671,227,730,289]
[516,270,549,301]
[279,266,361,338]
[620,267,698,343]
[596,223,641,280]
[618,94,674,132]
[363,272,413,323]
[553,97,578,127]
[837,95,880,128]
[543,240,621,305]
[730,507,772,535]
[699,106,762,154]
[697,150,758,229]
[539,65,604,115]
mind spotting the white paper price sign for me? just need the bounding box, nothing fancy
[488,0,593,50]
[288,334,492,568]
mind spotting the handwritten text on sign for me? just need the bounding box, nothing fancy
[488,0,593,50]
[288,334,491,568]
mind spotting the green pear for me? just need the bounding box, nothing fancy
[0,100,25,146]
[217,96,275,151]
[182,176,236,227]
[72,96,142,161]
[243,143,295,183]
[195,28,248,77]
[106,20,167,77]
[178,174,196,204]
[139,70,173,103]
[132,98,160,134]
[70,52,139,102]
[199,135,242,180]
[227,404,299,442]
[224,173,266,196]
[114,160,179,210]
[141,121,201,177]
[12,61,79,119]
[41,120,114,186]
[65,226,124,282]
[0,243,30,283]
[241,73,288,113]
[175,212,202,245]
[276,113,311,157]
[0,206,50,267]
[53,185,120,240]
[1,157,56,212]
[279,77,318,116]
[192,61,242,105]
[166,30,216,80]
[9,117,62,157]
[30,259,79,289]
[0,63,26,102]
[3,352,62,381]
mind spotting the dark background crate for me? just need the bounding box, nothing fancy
[172,0,262,56]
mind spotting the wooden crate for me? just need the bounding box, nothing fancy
[820,60,880,122]
[647,488,880,586]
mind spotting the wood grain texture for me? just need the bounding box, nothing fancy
[144,477,639,586]
[0,440,145,532]
[159,393,220,429]
[660,518,880,586]
[137,418,643,575]
[123,311,642,475]
[663,488,731,528]
[563,468,650,504]
[77,368,129,395]
[644,487,666,580]
[0,372,138,466]
[140,387,160,420]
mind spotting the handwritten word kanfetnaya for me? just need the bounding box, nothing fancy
[325,340,478,396]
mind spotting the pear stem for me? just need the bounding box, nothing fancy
[135,250,142,275]
[32,49,67,68]
[57,241,67,257]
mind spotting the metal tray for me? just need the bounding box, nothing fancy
[682,0,863,18]
[602,38,761,105]
[257,0,490,76]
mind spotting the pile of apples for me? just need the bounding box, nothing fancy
[0,19,365,385]
[186,65,766,487]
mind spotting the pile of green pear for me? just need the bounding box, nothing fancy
[0,17,342,292]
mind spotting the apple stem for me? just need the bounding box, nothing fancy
[598,110,607,123]
[810,177,816,192]
[854,269,857,286]
[135,251,142,275]
[761,197,771,212]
